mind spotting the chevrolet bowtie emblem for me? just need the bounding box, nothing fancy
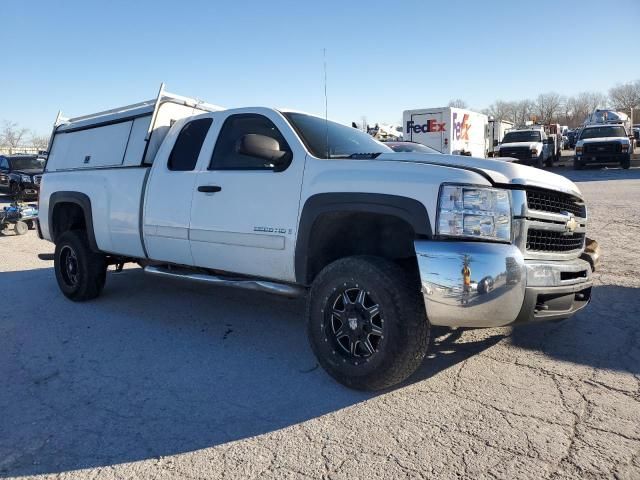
[565,216,578,233]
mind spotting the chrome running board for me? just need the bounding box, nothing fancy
[143,265,306,297]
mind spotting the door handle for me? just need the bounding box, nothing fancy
[197,185,222,193]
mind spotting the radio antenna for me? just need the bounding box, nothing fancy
[323,48,329,158]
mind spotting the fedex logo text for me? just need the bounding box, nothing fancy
[453,112,471,141]
[406,119,446,134]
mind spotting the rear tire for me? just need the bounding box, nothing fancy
[54,230,107,301]
[307,256,430,390]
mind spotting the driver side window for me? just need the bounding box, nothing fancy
[209,114,291,171]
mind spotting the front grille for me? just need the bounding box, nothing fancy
[584,142,620,154]
[500,147,532,160]
[526,230,585,252]
[526,190,585,217]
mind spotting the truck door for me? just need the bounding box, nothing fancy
[409,112,445,153]
[188,111,305,282]
[143,117,213,266]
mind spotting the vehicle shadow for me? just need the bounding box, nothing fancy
[0,266,496,477]
[509,285,640,375]
[547,164,640,182]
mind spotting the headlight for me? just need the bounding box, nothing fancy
[437,185,511,242]
[576,146,583,154]
[530,148,538,156]
[20,174,31,183]
[621,144,629,152]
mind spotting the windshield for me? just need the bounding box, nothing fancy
[282,112,392,159]
[387,142,440,154]
[502,131,541,143]
[580,126,627,139]
[10,156,45,170]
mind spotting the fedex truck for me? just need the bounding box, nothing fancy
[402,107,489,158]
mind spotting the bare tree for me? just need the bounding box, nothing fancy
[30,133,50,151]
[447,99,468,109]
[1,121,30,148]
[484,100,516,122]
[534,93,562,124]
[513,100,535,125]
[608,80,640,115]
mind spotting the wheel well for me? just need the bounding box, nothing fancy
[303,211,419,284]
[51,202,86,242]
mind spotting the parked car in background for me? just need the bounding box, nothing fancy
[494,127,555,167]
[384,141,440,154]
[574,124,632,169]
[567,130,579,149]
[0,154,45,199]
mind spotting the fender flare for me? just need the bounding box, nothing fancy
[48,191,99,251]
[295,193,432,284]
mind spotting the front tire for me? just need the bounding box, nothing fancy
[54,231,107,301]
[545,154,554,168]
[307,256,430,390]
[14,221,28,235]
[9,182,21,198]
[621,155,631,169]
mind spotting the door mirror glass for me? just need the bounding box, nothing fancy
[493,140,499,147]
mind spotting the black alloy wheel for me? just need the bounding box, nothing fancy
[326,287,384,362]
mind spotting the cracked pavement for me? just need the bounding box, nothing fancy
[1,164,639,479]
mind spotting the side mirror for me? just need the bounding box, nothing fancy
[237,134,291,171]
[493,140,499,147]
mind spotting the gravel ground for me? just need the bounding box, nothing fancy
[1,163,639,479]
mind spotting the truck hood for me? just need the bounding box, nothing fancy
[498,141,540,149]
[579,137,629,144]
[12,168,44,176]
[375,152,582,198]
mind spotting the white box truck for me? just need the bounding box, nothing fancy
[486,118,514,157]
[402,107,488,158]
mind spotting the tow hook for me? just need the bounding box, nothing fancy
[534,303,549,313]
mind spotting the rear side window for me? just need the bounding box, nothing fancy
[209,114,291,170]
[168,118,212,171]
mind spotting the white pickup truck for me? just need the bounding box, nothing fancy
[38,87,595,390]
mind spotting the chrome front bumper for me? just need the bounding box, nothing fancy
[415,240,592,328]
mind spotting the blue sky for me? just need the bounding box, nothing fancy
[1,0,638,135]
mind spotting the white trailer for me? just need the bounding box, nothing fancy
[486,118,514,157]
[402,107,488,158]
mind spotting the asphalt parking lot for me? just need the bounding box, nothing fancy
[1,159,639,479]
